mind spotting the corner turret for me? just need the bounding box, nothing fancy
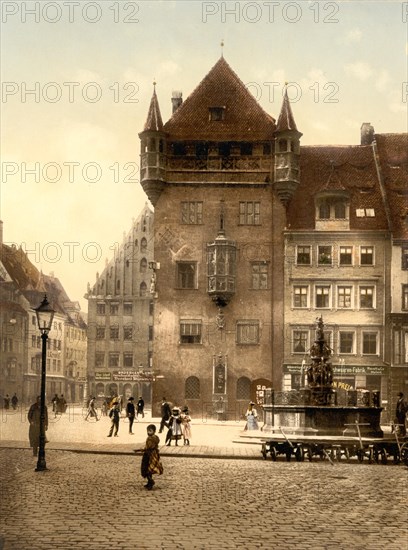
[139,83,167,206]
[273,88,302,206]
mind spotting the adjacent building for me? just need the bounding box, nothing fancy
[85,204,154,404]
[0,223,88,405]
[139,57,408,420]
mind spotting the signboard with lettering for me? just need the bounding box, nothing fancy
[283,364,387,376]
[95,371,111,381]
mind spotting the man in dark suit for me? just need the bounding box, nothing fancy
[159,397,171,433]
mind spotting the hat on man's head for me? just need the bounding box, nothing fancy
[128,397,134,401]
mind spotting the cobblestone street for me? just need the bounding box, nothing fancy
[0,447,407,550]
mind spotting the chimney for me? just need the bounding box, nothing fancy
[171,91,183,113]
[360,123,375,145]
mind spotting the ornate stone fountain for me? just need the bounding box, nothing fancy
[262,317,383,437]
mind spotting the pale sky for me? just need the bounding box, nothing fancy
[1,0,407,310]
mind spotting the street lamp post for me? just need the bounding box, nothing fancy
[34,294,55,472]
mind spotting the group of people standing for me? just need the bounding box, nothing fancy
[3,393,19,410]
[105,395,145,437]
[51,394,67,416]
[159,397,192,446]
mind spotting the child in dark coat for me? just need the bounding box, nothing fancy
[141,424,163,490]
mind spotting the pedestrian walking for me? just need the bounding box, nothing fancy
[166,407,183,446]
[51,394,59,416]
[85,396,99,421]
[244,402,259,431]
[59,394,67,413]
[28,396,48,456]
[4,395,10,410]
[181,406,192,446]
[395,392,407,436]
[136,396,145,419]
[107,400,120,437]
[11,393,18,410]
[126,397,136,434]
[159,397,171,433]
[140,424,163,490]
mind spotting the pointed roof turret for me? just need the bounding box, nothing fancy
[163,57,275,141]
[276,87,300,134]
[143,83,163,132]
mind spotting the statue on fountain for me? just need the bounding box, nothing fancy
[306,316,334,405]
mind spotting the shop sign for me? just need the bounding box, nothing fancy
[112,370,153,382]
[284,364,387,376]
[95,371,111,381]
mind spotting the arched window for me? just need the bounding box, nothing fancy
[140,258,147,273]
[140,282,147,297]
[236,376,251,400]
[141,238,147,252]
[185,376,200,399]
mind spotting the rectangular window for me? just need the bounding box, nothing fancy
[236,321,260,345]
[293,286,308,308]
[110,303,119,315]
[96,327,105,340]
[338,286,352,308]
[109,352,120,367]
[297,246,311,265]
[362,332,378,355]
[180,320,202,344]
[315,286,330,308]
[96,303,105,315]
[293,330,308,353]
[360,246,374,266]
[181,201,203,225]
[209,107,225,121]
[339,246,353,265]
[149,326,154,341]
[360,286,374,309]
[177,262,197,289]
[32,335,36,347]
[251,262,268,289]
[339,332,354,354]
[123,303,133,315]
[123,326,133,340]
[123,353,133,368]
[239,202,260,225]
[402,246,408,270]
[318,246,332,265]
[110,326,119,340]
[403,285,408,311]
[95,352,105,367]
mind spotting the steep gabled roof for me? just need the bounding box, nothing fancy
[163,57,275,141]
[276,88,300,133]
[143,86,163,132]
[287,145,388,231]
[375,133,408,240]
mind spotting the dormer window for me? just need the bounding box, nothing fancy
[209,107,225,121]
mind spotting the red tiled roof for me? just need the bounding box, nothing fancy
[163,57,275,141]
[287,145,389,231]
[375,133,408,240]
[0,244,42,290]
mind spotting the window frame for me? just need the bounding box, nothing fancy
[317,245,332,266]
[362,332,378,356]
[176,261,197,290]
[239,201,260,226]
[337,286,353,309]
[293,285,309,308]
[339,246,353,266]
[292,329,309,354]
[180,320,202,345]
[236,320,260,345]
[402,284,408,311]
[296,245,311,266]
[251,262,269,290]
[360,245,374,266]
[315,285,331,309]
[359,286,375,309]
[181,201,203,225]
[339,331,355,355]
